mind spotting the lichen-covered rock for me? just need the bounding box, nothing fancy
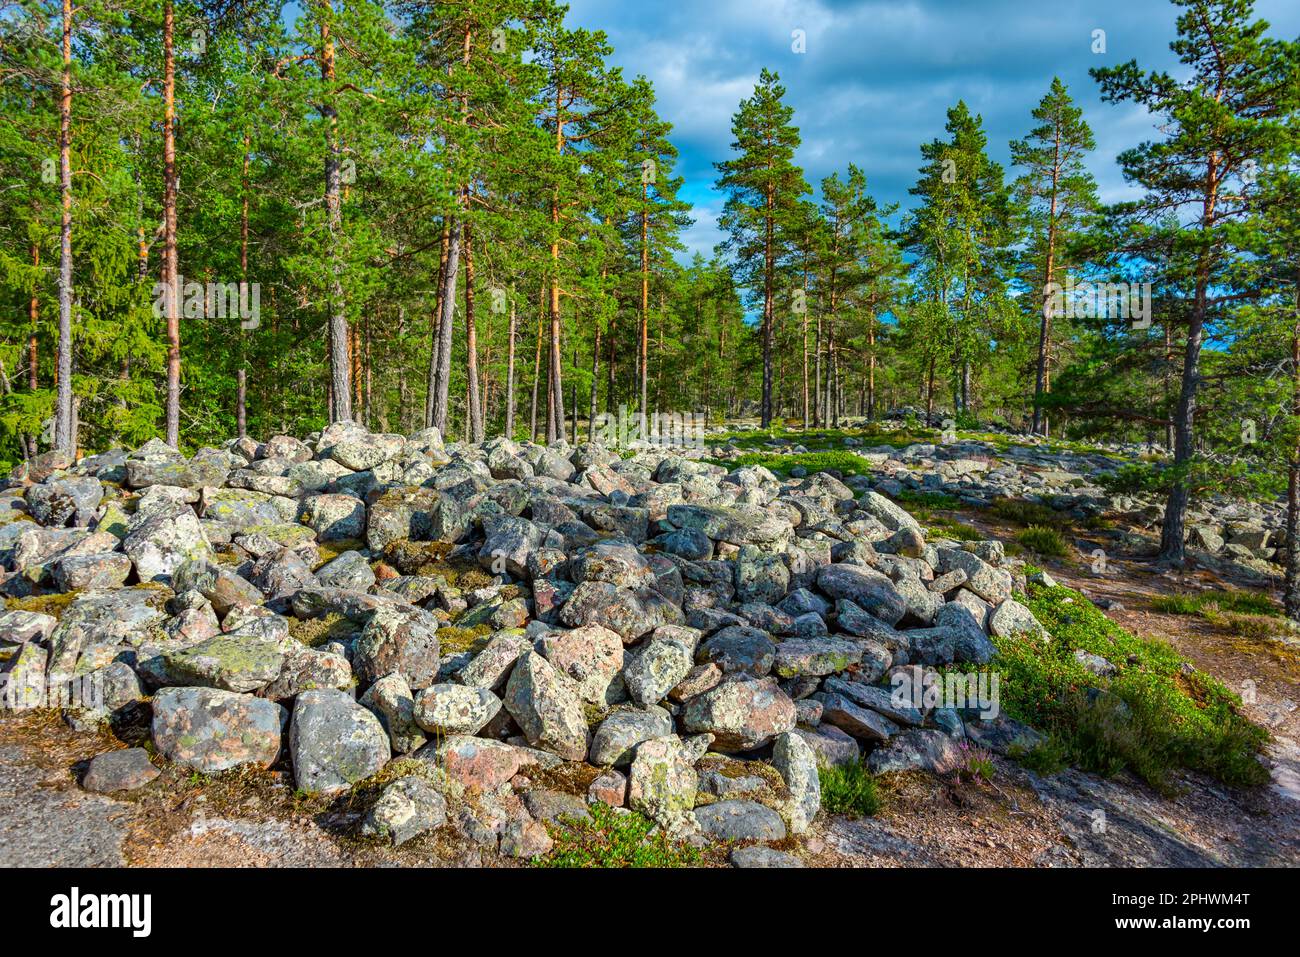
[815,564,907,626]
[47,588,167,679]
[0,641,48,711]
[330,433,406,471]
[290,689,391,795]
[697,625,776,677]
[557,580,656,642]
[358,672,427,753]
[314,550,377,592]
[122,507,212,583]
[693,799,787,842]
[0,610,57,645]
[734,546,790,604]
[259,645,352,701]
[173,558,265,615]
[589,706,675,767]
[361,775,447,845]
[772,731,820,834]
[82,748,159,793]
[816,691,900,744]
[151,686,285,772]
[667,503,792,545]
[413,683,501,735]
[537,624,624,704]
[989,598,1049,642]
[161,633,285,693]
[352,604,441,689]
[477,515,542,578]
[627,734,698,832]
[772,637,863,678]
[27,476,103,527]
[503,651,588,761]
[457,631,531,692]
[680,676,796,753]
[936,548,1012,605]
[428,734,529,791]
[792,724,860,768]
[52,552,132,591]
[299,493,367,542]
[865,728,965,775]
[621,634,693,707]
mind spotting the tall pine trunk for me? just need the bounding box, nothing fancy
[1285,275,1300,622]
[237,132,250,439]
[504,300,517,440]
[54,0,74,454]
[760,181,774,427]
[162,0,182,445]
[430,218,460,435]
[320,10,351,424]
[1159,167,1219,563]
[463,222,483,442]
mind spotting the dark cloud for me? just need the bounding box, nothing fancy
[565,0,1300,261]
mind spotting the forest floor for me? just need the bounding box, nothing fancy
[3,492,1296,869]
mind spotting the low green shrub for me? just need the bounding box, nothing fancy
[818,761,882,817]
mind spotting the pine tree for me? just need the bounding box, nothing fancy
[1010,77,1099,436]
[1093,0,1300,562]
[714,68,808,428]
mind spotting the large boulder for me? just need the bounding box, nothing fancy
[161,633,285,694]
[680,676,796,753]
[290,689,391,795]
[621,634,694,707]
[815,564,907,626]
[693,799,787,842]
[589,706,675,767]
[361,775,447,845]
[503,650,589,761]
[413,684,502,735]
[151,687,285,772]
[352,605,441,689]
[627,734,699,831]
[537,624,624,705]
[122,507,212,583]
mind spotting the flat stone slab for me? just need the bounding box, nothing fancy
[82,748,159,793]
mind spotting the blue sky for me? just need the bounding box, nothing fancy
[563,0,1300,263]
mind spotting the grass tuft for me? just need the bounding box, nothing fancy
[536,802,704,868]
[1015,524,1069,557]
[818,761,882,817]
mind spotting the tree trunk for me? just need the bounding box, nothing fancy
[430,218,460,435]
[424,222,448,427]
[801,266,809,430]
[1159,167,1219,563]
[463,222,483,441]
[161,0,182,445]
[529,307,542,442]
[1285,276,1300,622]
[54,0,75,454]
[867,314,876,419]
[589,323,601,441]
[760,181,774,427]
[320,9,351,424]
[1031,130,1061,437]
[237,133,250,438]
[503,299,517,440]
[638,203,649,422]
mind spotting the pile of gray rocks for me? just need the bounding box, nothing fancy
[0,422,1050,862]
[714,420,1287,572]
